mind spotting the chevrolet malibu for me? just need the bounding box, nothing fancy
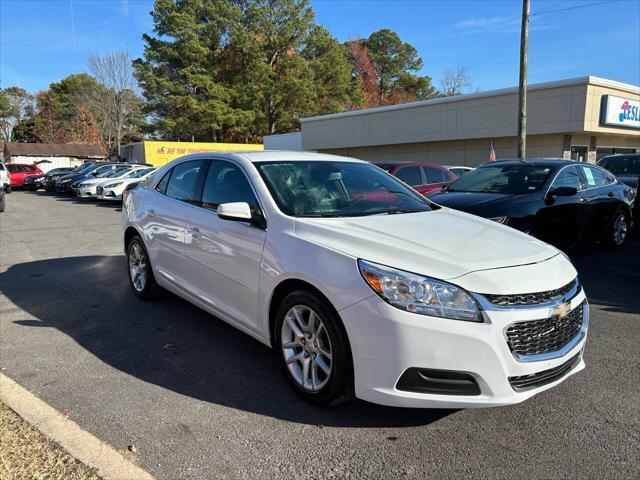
[122,152,589,408]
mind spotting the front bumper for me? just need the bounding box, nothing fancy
[339,288,588,408]
[77,185,98,198]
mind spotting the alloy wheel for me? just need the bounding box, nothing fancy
[128,243,147,292]
[281,305,333,392]
[613,214,628,246]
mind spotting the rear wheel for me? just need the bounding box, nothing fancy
[276,291,353,406]
[608,208,629,249]
[126,235,158,299]
[5,185,12,193]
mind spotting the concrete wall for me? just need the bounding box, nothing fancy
[264,132,303,151]
[318,134,565,167]
[301,79,592,151]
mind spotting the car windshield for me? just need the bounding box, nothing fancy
[598,156,640,175]
[130,168,154,178]
[255,161,433,217]
[446,164,553,194]
[75,163,96,173]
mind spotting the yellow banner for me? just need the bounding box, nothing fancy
[143,141,263,166]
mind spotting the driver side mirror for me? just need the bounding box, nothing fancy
[217,202,266,229]
[545,186,577,204]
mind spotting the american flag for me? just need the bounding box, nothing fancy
[489,140,496,161]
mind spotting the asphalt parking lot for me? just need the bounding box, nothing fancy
[1,191,639,480]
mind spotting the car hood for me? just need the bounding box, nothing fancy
[294,208,560,281]
[427,191,531,213]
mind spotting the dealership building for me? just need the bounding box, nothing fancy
[267,76,639,165]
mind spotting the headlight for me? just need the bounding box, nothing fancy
[490,216,508,224]
[103,182,122,188]
[61,178,71,183]
[358,260,481,322]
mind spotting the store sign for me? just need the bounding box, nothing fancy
[601,95,640,129]
[143,141,263,166]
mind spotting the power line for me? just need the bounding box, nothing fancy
[532,0,626,16]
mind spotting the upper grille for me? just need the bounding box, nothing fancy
[506,301,585,357]
[485,278,577,307]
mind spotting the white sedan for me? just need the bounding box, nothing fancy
[96,167,156,201]
[77,166,147,199]
[122,151,588,408]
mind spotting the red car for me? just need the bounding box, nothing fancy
[376,162,458,195]
[6,164,44,187]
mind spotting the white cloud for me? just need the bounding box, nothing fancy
[454,16,520,31]
[118,0,129,17]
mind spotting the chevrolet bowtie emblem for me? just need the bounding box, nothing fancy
[553,301,571,318]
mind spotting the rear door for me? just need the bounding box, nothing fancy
[578,164,621,240]
[142,159,206,288]
[182,159,266,329]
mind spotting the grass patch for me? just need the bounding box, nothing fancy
[0,401,101,480]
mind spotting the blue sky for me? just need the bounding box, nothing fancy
[1,0,639,94]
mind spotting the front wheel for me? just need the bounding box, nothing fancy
[608,208,629,249]
[276,291,353,406]
[126,235,159,299]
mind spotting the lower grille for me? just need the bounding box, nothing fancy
[509,351,582,391]
[506,301,585,357]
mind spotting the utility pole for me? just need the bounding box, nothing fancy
[517,0,530,160]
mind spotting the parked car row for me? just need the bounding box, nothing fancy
[19,161,157,203]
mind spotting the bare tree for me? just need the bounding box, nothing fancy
[439,66,472,96]
[88,51,140,156]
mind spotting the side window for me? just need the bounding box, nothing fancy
[579,165,607,188]
[395,167,422,186]
[201,161,257,211]
[165,160,205,202]
[552,166,581,190]
[423,166,446,184]
[155,170,171,194]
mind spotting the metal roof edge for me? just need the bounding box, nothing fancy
[300,76,639,124]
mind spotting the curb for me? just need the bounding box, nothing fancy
[0,373,155,480]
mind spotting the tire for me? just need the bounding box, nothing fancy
[607,208,629,249]
[5,185,12,193]
[275,290,353,406]
[126,235,159,300]
[0,196,5,212]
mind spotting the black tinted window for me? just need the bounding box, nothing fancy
[165,160,204,202]
[599,156,640,175]
[424,166,445,184]
[155,170,171,194]
[396,167,422,186]
[201,161,257,210]
[579,165,607,188]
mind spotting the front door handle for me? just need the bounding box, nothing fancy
[607,192,614,197]
[187,226,201,238]
[579,197,588,203]
[148,208,155,215]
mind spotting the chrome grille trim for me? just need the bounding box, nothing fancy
[484,278,578,307]
[473,279,581,312]
[504,301,589,362]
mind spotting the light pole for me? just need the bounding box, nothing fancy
[517,0,530,160]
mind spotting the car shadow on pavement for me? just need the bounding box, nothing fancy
[569,240,640,315]
[1,255,452,428]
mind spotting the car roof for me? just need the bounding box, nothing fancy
[478,158,577,168]
[173,150,368,164]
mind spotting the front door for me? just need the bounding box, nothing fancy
[183,160,266,329]
[538,165,589,247]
